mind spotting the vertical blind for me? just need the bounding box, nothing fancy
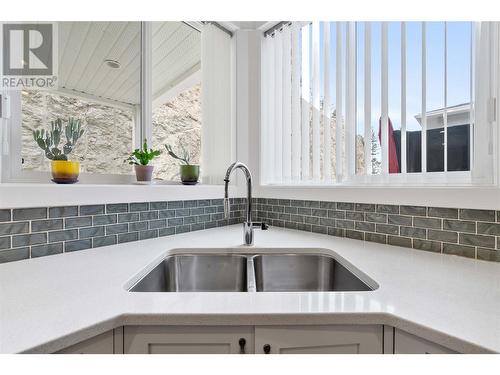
[201,23,235,184]
[261,21,498,186]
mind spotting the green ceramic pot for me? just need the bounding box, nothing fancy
[180,165,200,185]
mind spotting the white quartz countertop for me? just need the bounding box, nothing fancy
[1,225,500,354]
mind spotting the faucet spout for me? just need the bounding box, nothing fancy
[224,162,253,245]
[223,197,231,220]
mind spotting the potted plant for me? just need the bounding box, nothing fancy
[125,140,161,182]
[165,144,199,185]
[32,118,84,184]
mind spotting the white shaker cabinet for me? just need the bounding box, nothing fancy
[123,325,383,354]
[123,326,255,354]
[254,325,383,354]
[394,329,456,354]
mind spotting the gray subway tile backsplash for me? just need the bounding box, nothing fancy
[0,209,11,222]
[365,232,387,244]
[413,217,442,229]
[118,212,141,223]
[65,239,92,252]
[476,222,500,236]
[140,211,158,221]
[365,213,387,223]
[459,209,495,222]
[355,203,376,212]
[80,226,105,239]
[31,243,63,258]
[388,236,411,247]
[168,201,183,209]
[443,243,476,258]
[376,204,399,214]
[388,214,412,226]
[477,247,500,262]
[0,236,11,250]
[459,233,495,248]
[376,224,399,235]
[12,233,47,247]
[428,207,459,219]
[428,229,458,243]
[118,232,139,243]
[399,226,426,239]
[400,205,427,217]
[31,219,63,232]
[130,202,149,212]
[106,223,129,235]
[48,229,78,243]
[79,205,105,216]
[14,207,47,221]
[93,235,117,248]
[106,203,129,213]
[0,247,29,262]
[140,229,158,240]
[49,206,77,218]
[2,198,245,262]
[93,214,117,225]
[129,221,148,232]
[413,239,442,253]
[253,198,500,263]
[1,197,500,264]
[65,216,93,229]
[0,221,29,236]
[443,219,476,233]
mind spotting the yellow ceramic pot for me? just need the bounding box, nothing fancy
[51,160,80,184]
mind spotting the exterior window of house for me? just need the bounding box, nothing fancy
[261,21,496,186]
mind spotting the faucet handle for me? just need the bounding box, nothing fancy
[252,222,269,230]
[223,198,230,219]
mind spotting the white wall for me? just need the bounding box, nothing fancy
[234,30,261,197]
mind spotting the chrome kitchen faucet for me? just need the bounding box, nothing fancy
[224,162,268,245]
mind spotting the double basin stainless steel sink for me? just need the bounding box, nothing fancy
[129,250,377,293]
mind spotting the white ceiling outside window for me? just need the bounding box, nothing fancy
[57,21,201,106]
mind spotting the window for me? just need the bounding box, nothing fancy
[13,21,141,181]
[261,21,498,186]
[1,21,233,184]
[150,22,202,181]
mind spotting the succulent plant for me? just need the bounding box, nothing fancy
[125,140,161,166]
[165,144,192,165]
[32,118,85,161]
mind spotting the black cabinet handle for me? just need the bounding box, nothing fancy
[239,338,246,354]
[263,344,271,354]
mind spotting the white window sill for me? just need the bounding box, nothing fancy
[0,183,236,209]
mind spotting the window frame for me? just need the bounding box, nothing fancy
[260,21,498,188]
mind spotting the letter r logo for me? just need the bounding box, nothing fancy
[2,24,53,76]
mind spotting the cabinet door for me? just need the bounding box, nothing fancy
[124,326,254,354]
[255,325,383,354]
[394,329,456,354]
[57,330,114,354]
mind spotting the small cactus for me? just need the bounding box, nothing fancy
[32,117,85,161]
